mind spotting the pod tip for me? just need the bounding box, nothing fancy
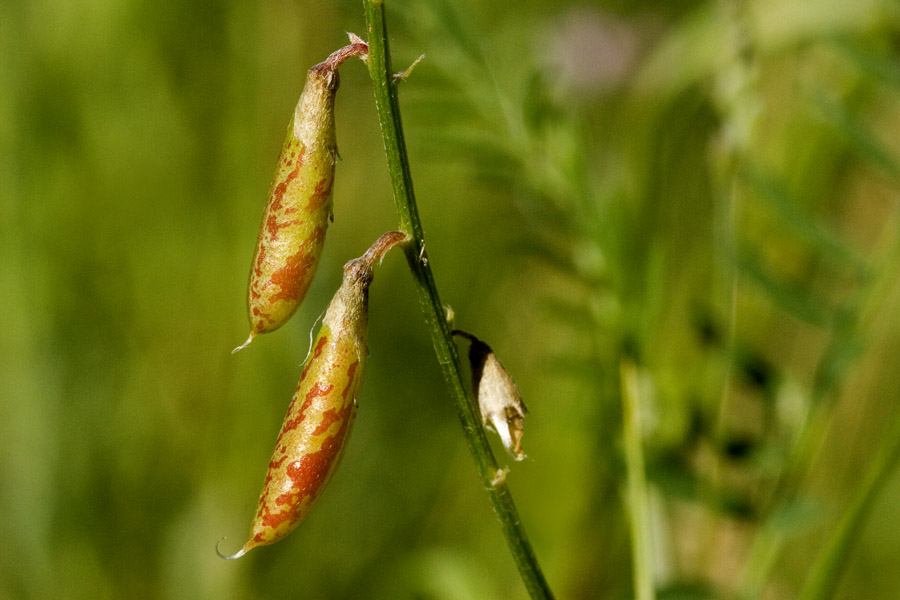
[216,537,249,560]
[232,333,255,354]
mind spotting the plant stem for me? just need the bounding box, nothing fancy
[361,2,554,598]
[620,359,656,600]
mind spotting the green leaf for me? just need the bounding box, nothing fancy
[657,581,724,600]
[741,165,868,278]
[736,245,833,327]
[768,497,823,538]
[832,38,900,90]
[805,87,900,181]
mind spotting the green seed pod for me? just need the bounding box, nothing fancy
[235,40,369,353]
[219,231,408,559]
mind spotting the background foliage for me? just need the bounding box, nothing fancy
[3,0,900,598]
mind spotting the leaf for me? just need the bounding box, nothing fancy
[541,353,606,382]
[812,331,866,399]
[657,581,725,600]
[647,454,700,502]
[509,233,607,287]
[805,86,900,181]
[767,496,823,538]
[538,296,596,331]
[736,245,833,327]
[832,38,900,90]
[741,165,868,278]
[423,0,489,70]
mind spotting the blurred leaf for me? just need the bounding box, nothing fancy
[832,38,900,90]
[413,0,488,70]
[542,353,606,382]
[632,4,730,100]
[657,581,724,600]
[805,86,900,181]
[812,329,866,399]
[768,497,823,538]
[648,455,759,521]
[736,245,833,326]
[538,296,596,331]
[741,165,868,278]
[510,233,607,287]
[732,342,780,398]
[648,454,701,502]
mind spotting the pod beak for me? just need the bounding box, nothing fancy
[215,537,250,560]
[232,333,256,354]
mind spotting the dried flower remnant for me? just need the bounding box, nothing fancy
[234,38,369,353]
[219,231,408,559]
[455,331,528,461]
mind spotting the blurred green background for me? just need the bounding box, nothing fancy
[3,0,900,598]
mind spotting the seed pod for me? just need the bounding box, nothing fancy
[219,231,407,559]
[455,331,528,461]
[235,40,369,353]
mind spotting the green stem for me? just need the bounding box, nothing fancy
[362,2,554,598]
[620,360,656,600]
[797,412,900,600]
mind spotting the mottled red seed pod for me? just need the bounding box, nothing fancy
[220,231,407,559]
[235,40,369,353]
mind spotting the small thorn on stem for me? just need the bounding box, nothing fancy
[491,467,509,487]
[444,306,456,330]
[393,54,425,82]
